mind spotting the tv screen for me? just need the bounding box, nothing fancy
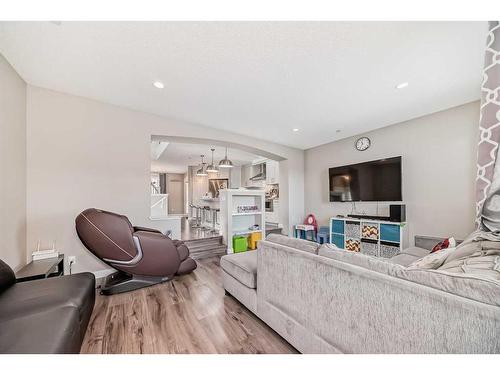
[329,157,402,202]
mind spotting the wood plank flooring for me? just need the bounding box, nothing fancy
[80,256,298,354]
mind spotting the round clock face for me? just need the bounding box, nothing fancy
[355,137,371,151]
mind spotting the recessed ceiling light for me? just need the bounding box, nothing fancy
[396,82,409,89]
[292,128,300,132]
[153,81,164,89]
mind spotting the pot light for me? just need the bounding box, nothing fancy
[153,81,164,89]
[396,82,409,89]
[292,128,300,132]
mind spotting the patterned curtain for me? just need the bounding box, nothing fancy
[477,21,500,231]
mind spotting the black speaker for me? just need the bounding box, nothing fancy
[390,204,406,223]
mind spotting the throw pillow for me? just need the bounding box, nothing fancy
[407,247,456,270]
[430,237,456,253]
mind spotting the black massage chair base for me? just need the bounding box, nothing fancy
[100,271,172,295]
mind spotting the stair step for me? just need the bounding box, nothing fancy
[182,234,225,260]
[185,238,222,249]
[188,244,224,253]
[185,237,222,245]
[191,245,227,260]
[189,243,224,253]
[184,236,222,243]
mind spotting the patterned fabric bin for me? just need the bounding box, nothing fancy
[379,243,400,258]
[346,239,361,252]
[361,223,379,240]
[345,222,360,238]
[361,241,378,257]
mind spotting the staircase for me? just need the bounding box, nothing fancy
[185,235,226,260]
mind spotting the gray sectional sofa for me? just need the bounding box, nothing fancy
[221,234,500,354]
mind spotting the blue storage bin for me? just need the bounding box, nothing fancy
[332,219,345,234]
[380,224,400,243]
[332,234,345,249]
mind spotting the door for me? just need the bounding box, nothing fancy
[168,178,184,215]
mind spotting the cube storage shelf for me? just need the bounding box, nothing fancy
[329,217,407,258]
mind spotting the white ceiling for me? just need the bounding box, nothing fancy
[0,21,488,149]
[151,142,262,174]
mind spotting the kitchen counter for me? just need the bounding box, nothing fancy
[145,215,182,239]
[200,197,219,202]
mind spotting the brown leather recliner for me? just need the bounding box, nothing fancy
[75,208,196,295]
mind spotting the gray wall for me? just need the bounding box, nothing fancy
[0,54,27,270]
[304,102,479,244]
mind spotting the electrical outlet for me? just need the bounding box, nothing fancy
[68,256,76,264]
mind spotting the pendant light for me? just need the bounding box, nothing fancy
[219,147,234,168]
[196,155,208,176]
[206,148,219,173]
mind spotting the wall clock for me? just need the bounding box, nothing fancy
[355,137,371,151]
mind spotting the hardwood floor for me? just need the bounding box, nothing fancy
[81,256,298,354]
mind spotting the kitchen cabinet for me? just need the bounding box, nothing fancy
[242,160,279,187]
[241,164,251,187]
[266,160,279,184]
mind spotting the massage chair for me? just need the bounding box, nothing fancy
[75,208,196,295]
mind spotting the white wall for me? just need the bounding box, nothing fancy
[0,54,26,271]
[26,86,305,274]
[304,102,479,244]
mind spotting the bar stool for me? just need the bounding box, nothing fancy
[190,204,201,228]
[200,206,212,231]
[209,208,220,234]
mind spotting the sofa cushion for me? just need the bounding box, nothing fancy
[0,272,95,331]
[0,306,81,354]
[220,251,257,289]
[407,247,456,270]
[402,246,430,258]
[318,244,405,276]
[388,253,421,267]
[396,268,500,307]
[318,244,500,307]
[388,246,430,266]
[265,234,319,254]
[0,259,15,293]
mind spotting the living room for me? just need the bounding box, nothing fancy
[1,1,499,371]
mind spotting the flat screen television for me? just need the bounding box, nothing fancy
[329,156,402,202]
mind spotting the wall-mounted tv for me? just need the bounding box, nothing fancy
[329,156,402,202]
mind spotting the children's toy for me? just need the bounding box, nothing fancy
[294,214,319,241]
